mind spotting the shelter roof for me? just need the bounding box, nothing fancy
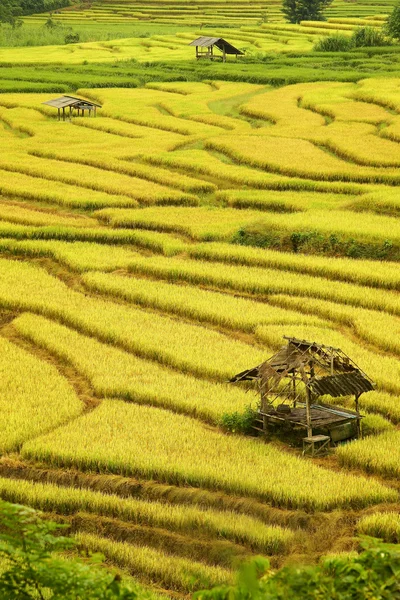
[230,337,375,399]
[42,95,101,109]
[189,36,244,55]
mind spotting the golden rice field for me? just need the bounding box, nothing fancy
[2,73,400,594]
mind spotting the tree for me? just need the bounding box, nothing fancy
[0,500,137,599]
[0,0,22,27]
[195,538,400,599]
[282,0,333,24]
[387,4,400,39]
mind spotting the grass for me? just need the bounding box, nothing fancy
[357,513,400,543]
[21,399,396,510]
[13,312,261,424]
[0,258,265,381]
[0,475,293,553]
[0,335,82,452]
[2,29,400,596]
[337,430,400,478]
[81,271,328,332]
[76,533,233,592]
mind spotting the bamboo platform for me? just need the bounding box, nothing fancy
[259,402,359,429]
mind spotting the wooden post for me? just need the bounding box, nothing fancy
[57,108,60,121]
[306,387,312,438]
[292,370,297,408]
[355,393,361,438]
[62,106,65,122]
[222,45,226,62]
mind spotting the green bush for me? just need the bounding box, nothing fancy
[352,27,391,48]
[387,4,400,39]
[220,406,257,435]
[314,34,352,52]
[0,500,137,599]
[195,538,400,599]
[314,27,391,52]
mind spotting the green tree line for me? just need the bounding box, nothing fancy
[0,0,70,26]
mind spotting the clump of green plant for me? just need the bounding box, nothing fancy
[0,500,137,598]
[386,4,400,39]
[314,34,352,52]
[65,31,80,44]
[352,26,391,47]
[314,27,391,52]
[196,538,400,599]
[220,405,257,435]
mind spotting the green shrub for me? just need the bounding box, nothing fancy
[220,406,257,435]
[386,4,400,39]
[314,34,353,52]
[351,27,391,48]
[314,27,391,52]
[0,500,137,598]
[196,538,400,599]
[65,32,80,44]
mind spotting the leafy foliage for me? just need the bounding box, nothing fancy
[315,26,391,52]
[220,406,258,435]
[195,538,400,599]
[282,0,333,25]
[0,500,137,599]
[314,33,352,51]
[0,0,69,25]
[387,4,400,39]
[352,27,391,47]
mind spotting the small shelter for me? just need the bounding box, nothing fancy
[189,37,244,62]
[230,337,375,455]
[43,95,101,121]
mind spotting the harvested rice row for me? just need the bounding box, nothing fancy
[76,533,233,592]
[0,476,292,553]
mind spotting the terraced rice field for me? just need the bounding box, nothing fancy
[0,14,388,61]
[22,0,397,27]
[1,68,400,594]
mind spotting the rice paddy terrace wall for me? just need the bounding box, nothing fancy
[1,78,400,594]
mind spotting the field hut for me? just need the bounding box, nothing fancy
[230,337,375,455]
[189,37,244,62]
[43,95,101,121]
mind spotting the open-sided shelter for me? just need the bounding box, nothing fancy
[230,337,375,453]
[189,37,244,62]
[43,95,101,121]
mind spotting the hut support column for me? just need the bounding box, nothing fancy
[62,107,65,122]
[58,108,60,121]
[222,46,226,62]
[355,393,361,438]
[306,389,312,438]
